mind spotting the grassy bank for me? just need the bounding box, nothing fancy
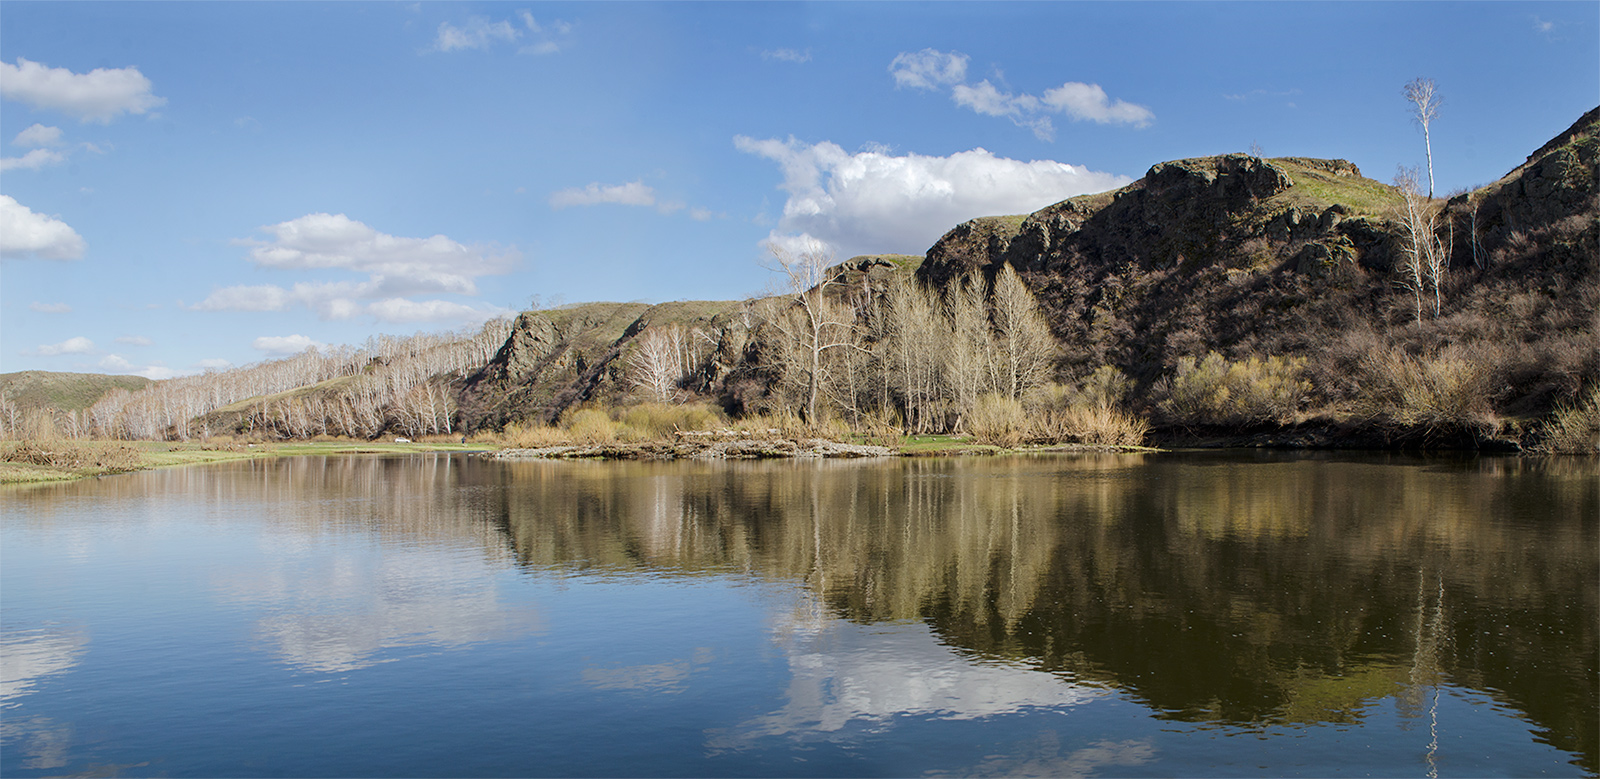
[0,439,488,485]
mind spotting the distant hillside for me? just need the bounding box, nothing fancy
[0,371,151,412]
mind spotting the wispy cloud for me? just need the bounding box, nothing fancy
[252,334,326,355]
[0,57,165,123]
[891,49,1152,140]
[29,301,71,313]
[1,147,68,171]
[431,12,571,55]
[762,48,812,64]
[116,335,153,347]
[549,180,705,217]
[12,123,63,147]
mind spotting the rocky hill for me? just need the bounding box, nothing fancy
[916,108,1596,418]
[453,107,1595,448]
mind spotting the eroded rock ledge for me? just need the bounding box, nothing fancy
[490,438,896,461]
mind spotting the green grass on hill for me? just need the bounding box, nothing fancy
[0,371,152,412]
[1271,159,1404,215]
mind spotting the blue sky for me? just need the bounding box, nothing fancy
[2,2,1595,379]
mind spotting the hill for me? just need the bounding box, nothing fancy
[0,371,152,413]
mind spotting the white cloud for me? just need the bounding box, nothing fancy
[549,180,658,209]
[762,48,812,64]
[38,336,94,356]
[0,195,86,260]
[98,354,134,370]
[1040,82,1155,126]
[135,365,186,380]
[198,214,517,327]
[12,123,62,147]
[29,301,71,314]
[889,49,969,91]
[0,57,165,123]
[735,135,1132,258]
[195,358,233,370]
[432,12,570,55]
[116,335,153,346]
[194,284,293,312]
[1,147,68,171]
[236,213,515,295]
[252,334,327,355]
[891,49,1152,136]
[433,16,519,52]
[549,180,697,216]
[368,298,513,325]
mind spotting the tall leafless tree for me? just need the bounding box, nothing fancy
[1403,77,1441,198]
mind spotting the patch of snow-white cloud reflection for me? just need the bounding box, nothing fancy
[0,626,87,706]
[710,599,1101,748]
[220,545,541,675]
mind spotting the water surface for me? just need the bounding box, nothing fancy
[3,452,1595,777]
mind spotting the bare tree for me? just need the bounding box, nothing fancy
[1395,166,1447,319]
[990,265,1057,400]
[761,239,864,425]
[1403,77,1441,198]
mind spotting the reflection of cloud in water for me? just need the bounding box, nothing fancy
[0,715,74,770]
[220,547,542,674]
[0,626,87,706]
[933,732,1155,778]
[582,647,716,694]
[712,604,1101,748]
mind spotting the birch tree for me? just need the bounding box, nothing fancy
[1403,77,1441,198]
[761,240,864,425]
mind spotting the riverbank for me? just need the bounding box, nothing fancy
[490,432,1157,461]
[0,439,485,485]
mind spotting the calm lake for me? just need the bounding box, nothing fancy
[2,452,1595,777]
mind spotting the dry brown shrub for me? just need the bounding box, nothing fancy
[967,393,1027,447]
[1155,352,1308,426]
[1357,345,1496,431]
[1537,386,1600,454]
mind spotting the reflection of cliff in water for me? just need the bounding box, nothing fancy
[470,453,1597,770]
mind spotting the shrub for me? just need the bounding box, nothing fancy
[1155,352,1308,426]
[497,421,570,448]
[617,402,724,441]
[967,393,1027,447]
[1358,346,1494,432]
[1025,369,1147,446]
[563,409,619,444]
[1537,387,1599,454]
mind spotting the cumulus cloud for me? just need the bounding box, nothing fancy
[98,354,134,370]
[196,214,518,326]
[0,195,86,260]
[12,123,63,147]
[252,334,327,355]
[762,48,812,64]
[889,49,969,91]
[735,135,1132,257]
[432,12,570,55]
[38,336,94,356]
[29,301,71,314]
[891,49,1152,138]
[0,57,165,123]
[1,147,68,171]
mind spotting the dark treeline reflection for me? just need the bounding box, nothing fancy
[464,453,1597,770]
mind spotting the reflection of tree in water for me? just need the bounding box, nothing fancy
[476,453,1597,770]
